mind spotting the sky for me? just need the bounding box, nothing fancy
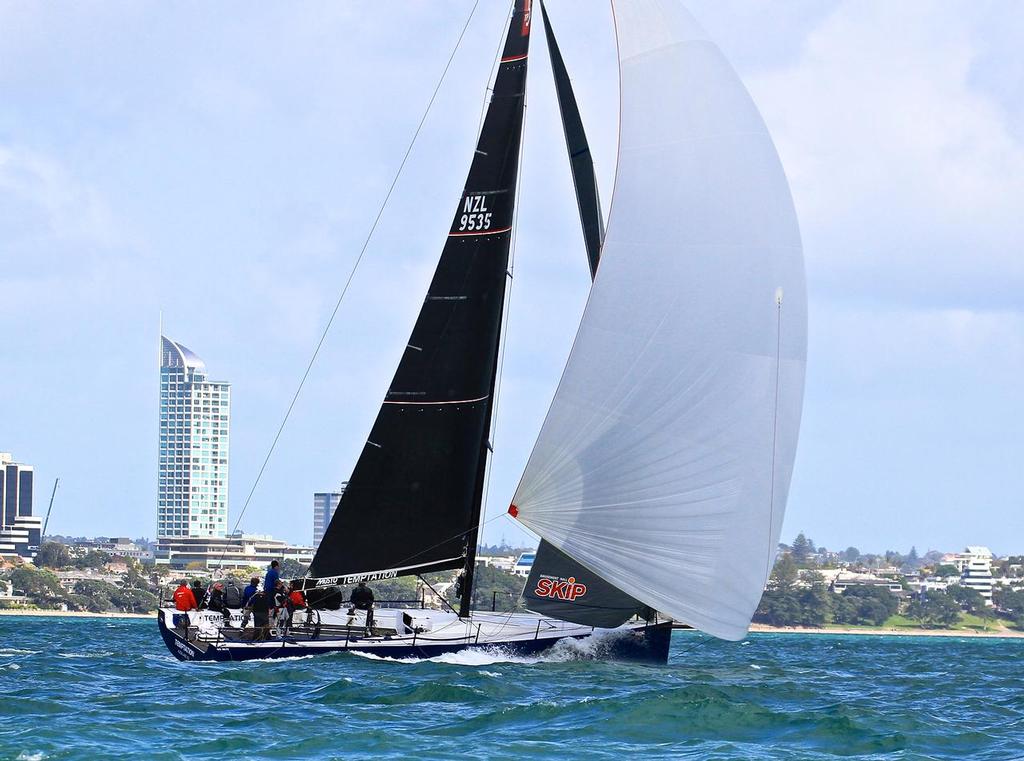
[1,1,1021,556]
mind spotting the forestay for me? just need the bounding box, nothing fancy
[509,0,807,641]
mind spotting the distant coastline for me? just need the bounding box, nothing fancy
[3,610,1023,637]
[749,623,1024,639]
[0,609,151,620]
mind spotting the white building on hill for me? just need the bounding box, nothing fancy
[957,546,994,605]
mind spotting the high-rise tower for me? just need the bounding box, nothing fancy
[158,336,230,538]
[312,485,345,549]
[0,452,41,558]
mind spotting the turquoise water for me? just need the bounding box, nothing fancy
[1,617,1021,760]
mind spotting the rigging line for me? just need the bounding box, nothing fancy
[416,574,458,615]
[476,74,529,556]
[315,512,508,584]
[766,292,784,580]
[478,2,516,138]
[220,0,482,554]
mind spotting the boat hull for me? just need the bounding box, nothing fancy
[157,609,672,664]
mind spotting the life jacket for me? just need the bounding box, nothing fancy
[173,586,197,611]
[289,590,306,608]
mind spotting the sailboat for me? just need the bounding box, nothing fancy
[158,0,806,663]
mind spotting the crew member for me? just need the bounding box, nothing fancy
[242,576,260,606]
[173,580,198,611]
[264,560,280,597]
[287,582,307,613]
[245,589,272,641]
[272,579,291,630]
[350,581,374,610]
[287,581,308,627]
[207,582,226,612]
[191,579,207,609]
[349,581,375,632]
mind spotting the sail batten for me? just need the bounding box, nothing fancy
[510,0,807,641]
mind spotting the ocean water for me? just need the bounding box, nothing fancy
[0,617,1021,760]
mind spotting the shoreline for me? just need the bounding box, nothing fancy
[748,623,1024,639]
[2,610,1021,637]
[0,609,152,620]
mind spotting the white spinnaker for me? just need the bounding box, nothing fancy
[510,0,807,641]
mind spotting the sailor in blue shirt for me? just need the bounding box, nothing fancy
[264,560,280,597]
[242,576,260,606]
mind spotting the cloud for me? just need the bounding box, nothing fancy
[747,1,1024,310]
[0,145,119,247]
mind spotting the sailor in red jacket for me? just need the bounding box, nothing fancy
[173,580,198,611]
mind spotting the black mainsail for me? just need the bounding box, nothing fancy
[518,3,648,628]
[308,1,533,613]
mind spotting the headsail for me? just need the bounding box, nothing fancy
[308,1,533,596]
[522,1,648,628]
[509,0,807,641]
[540,0,604,277]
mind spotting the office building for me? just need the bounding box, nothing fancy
[958,546,994,605]
[154,532,314,571]
[0,452,42,559]
[313,486,345,549]
[158,336,230,539]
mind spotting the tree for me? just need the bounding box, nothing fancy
[884,550,904,568]
[278,559,308,579]
[905,546,919,568]
[993,587,1024,628]
[34,542,72,569]
[112,587,159,613]
[933,564,960,578]
[907,590,961,628]
[794,572,831,627]
[772,553,799,587]
[73,580,120,612]
[948,584,987,615]
[9,567,67,608]
[841,546,861,564]
[753,554,816,626]
[74,550,111,570]
[832,586,899,626]
[791,533,814,566]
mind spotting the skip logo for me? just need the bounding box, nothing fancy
[534,575,587,601]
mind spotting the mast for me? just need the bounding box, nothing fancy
[460,0,534,618]
[306,1,533,594]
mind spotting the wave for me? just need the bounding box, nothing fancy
[57,651,113,659]
[347,628,642,667]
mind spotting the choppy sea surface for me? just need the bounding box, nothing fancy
[1,617,1022,760]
